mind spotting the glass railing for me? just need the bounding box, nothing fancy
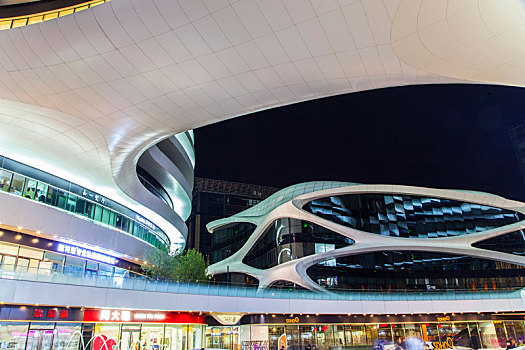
[0,166,169,249]
[1,265,523,302]
[0,0,110,31]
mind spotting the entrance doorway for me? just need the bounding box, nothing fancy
[121,325,141,350]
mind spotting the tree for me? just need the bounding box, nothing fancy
[141,248,210,282]
[173,249,210,282]
[141,246,179,280]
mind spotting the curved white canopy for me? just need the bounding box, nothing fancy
[0,0,521,243]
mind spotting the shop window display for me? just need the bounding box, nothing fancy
[53,323,82,350]
[251,320,525,350]
[0,322,29,350]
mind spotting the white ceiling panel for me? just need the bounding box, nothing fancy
[1,0,523,249]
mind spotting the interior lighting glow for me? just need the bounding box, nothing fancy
[57,243,117,265]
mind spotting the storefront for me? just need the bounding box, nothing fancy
[236,314,525,350]
[0,305,205,350]
[0,229,142,280]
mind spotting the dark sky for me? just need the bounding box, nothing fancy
[194,84,525,202]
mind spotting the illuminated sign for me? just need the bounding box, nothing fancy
[436,315,451,322]
[212,313,243,325]
[57,243,117,265]
[28,307,79,321]
[432,337,454,349]
[134,313,166,321]
[83,309,204,324]
[33,308,69,319]
[82,189,106,204]
[285,317,300,324]
[99,309,165,322]
[135,215,156,230]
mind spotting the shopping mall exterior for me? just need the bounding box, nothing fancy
[2,0,525,350]
[3,304,525,350]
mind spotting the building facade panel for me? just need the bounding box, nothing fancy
[207,182,525,292]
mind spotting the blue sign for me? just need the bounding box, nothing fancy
[57,243,117,265]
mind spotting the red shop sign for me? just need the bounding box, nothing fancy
[83,309,205,324]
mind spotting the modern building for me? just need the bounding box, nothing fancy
[207,181,525,292]
[187,177,278,261]
[1,1,525,350]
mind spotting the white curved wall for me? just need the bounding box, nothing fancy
[0,191,153,259]
[207,183,525,291]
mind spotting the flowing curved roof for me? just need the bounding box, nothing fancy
[0,0,522,243]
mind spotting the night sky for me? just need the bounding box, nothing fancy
[194,84,525,202]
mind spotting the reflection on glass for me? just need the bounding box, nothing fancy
[474,230,525,256]
[243,218,353,270]
[304,194,523,238]
[211,223,256,264]
[0,322,29,350]
[306,250,525,290]
[0,166,168,249]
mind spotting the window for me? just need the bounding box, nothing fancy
[35,182,49,202]
[93,205,103,222]
[243,218,353,269]
[0,169,12,192]
[22,179,37,199]
[66,194,78,212]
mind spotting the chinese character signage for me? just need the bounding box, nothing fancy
[0,306,84,322]
[31,308,70,319]
[57,243,117,265]
[82,189,106,204]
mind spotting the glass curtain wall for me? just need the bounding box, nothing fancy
[306,251,525,291]
[0,242,132,280]
[243,218,353,270]
[259,320,525,350]
[93,323,205,350]
[304,194,524,239]
[0,168,168,249]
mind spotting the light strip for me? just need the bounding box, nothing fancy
[0,0,110,31]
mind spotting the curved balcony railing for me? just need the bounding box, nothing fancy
[1,266,523,302]
[0,0,109,30]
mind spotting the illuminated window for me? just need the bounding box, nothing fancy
[11,19,27,28]
[27,16,43,25]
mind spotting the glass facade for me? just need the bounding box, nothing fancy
[0,322,204,350]
[0,156,168,249]
[247,320,525,350]
[303,194,523,238]
[473,230,525,256]
[306,251,525,291]
[0,241,134,281]
[207,326,240,350]
[93,323,205,350]
[211,223,257,263]
[0,322,82,350]
[243,218,353,270]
